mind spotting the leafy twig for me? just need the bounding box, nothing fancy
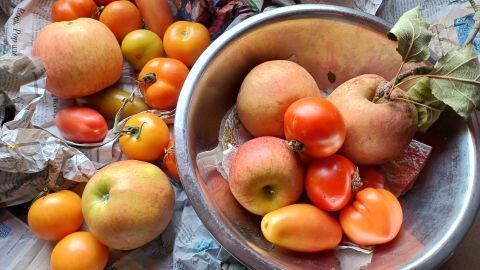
[379,66,434,97]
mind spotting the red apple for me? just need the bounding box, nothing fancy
[33,18,123,99]
[82,160,174,250]
[228,136,304,216]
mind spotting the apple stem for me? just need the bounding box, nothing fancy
[286,140,306,152]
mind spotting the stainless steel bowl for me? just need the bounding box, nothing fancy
[174,5,480,269]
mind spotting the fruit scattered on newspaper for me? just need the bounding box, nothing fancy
[25,2,480,269]
[28,0,206,269]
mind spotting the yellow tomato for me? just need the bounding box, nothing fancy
[51,231,109,270]
[27,190,83,241]
[121,29,164,70]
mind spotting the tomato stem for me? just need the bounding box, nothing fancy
[113,88,137,132]
[286,140,306,152]
[139,72,157,85]
[351,167,363,191]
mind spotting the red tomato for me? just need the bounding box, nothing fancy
[138,58,189,110]
[164,139,180,181]
[340,188,403,246]
[284,97,346,158]
[51,0,97,22]
[358,166,386,190]
[305,154,355,211]
[55,106,108,143]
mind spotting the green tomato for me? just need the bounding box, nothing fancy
[121,29,164,70]
[76,87,150,120]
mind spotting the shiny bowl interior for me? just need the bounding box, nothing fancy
[174,5,480,269]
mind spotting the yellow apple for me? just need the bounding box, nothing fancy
[82,160,174,250]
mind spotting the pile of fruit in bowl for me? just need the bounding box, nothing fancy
[216,7,480,253]
[175,5,480,269]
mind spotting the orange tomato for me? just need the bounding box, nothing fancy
[119,112,169,161]
[138,58,189,110]
[164,138,180,181]
[340,188,403,246]
[163,21,211,67]
[27,190,83,241]
[51,0,97,22]
[51,231,109,270]
[99,1,142,42]
[135,0,173,37]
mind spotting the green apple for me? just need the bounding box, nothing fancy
[82,160,174,250]
[121,29,164,70]
[228,136,305,216]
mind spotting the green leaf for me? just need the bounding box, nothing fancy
[387,7,433,62]
[429,44,480,119]
[407,78,446,132]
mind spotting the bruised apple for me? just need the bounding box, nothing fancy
[237,60,320,138]
[328,74,418,165]
[33,18,123,98]
[228,136,304,216]
[82,160,174,250]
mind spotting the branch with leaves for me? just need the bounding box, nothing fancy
[379,6,480,132]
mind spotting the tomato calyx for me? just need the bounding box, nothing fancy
[286,139,306,152]
[351,167,363,192]
[139,72,157,85]
[116,122,146,140]
[163,144,175,163]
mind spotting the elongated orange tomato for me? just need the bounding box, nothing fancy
[138,57,189,110]
[135,0,173,37]
[340,188,403,246]
[261,204,342,252]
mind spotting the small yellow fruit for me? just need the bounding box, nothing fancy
[121,29,164,70]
